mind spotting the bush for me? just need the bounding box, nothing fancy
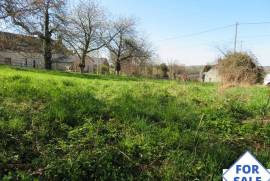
[160,63,169,79]
[217,52,264,85]
[202,65,212,73]
[101,64,110,75]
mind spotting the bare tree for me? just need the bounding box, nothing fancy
[107,18,152,75]
[0,0,29,19]
[1,0,66,69]
[62,0,111,73]
[167,60,186,79]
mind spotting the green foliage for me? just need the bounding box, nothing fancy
[202,64,212,72]
[101,64,110,75]
[0,65,270,180]
[159,63,169,78]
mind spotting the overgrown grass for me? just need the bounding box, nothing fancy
[0,65,270,180]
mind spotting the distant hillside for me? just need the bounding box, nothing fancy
[185,65,204,74]
[264,66,270,73]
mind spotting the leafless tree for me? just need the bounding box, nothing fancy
[1,0,66,69]
[167,60,186,79]
[107,18,152,75]
[0,0,29,19]
[62,0,111,73]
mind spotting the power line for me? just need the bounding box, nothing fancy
[156,21,270,43]
[156,24,235,42]
[154,21,270,55]
[239,22,270,25]
[234,21,270,52]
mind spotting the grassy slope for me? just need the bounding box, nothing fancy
[0,65,270,180]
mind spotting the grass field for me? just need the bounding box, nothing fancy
[0,65,270,180]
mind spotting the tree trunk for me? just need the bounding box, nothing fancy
[80,54,86,74]
[115,59,121,75]
[80,64,85,74]
[43,37,52,69]
[43,2,52,70]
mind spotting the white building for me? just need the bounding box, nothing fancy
[201,66,221,83]
[264,74,270,85]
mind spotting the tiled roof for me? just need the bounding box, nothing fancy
[0,31,68,54]
[0,31,42,53]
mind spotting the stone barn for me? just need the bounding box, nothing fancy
[70,56,109,73]
[0,31,71,70]
[201,66,221,83]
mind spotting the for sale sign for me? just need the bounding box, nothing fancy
[223,151,270,181]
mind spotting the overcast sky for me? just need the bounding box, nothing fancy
[76,0,270,66]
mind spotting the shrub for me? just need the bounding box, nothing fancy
[160,63,169,79]
[202,65,212,73]
[217,52,264,85]
[101,64,110,75]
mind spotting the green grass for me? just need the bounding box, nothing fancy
[0,65,270,180]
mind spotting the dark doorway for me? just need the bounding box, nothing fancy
[33,60,36,68]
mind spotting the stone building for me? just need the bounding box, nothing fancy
[203,66,221,82]
[0,31,110,72]
[0,31,72,70]
[201,65,221,83]
[264,74,270,86]
[201,65,270,85]
[70,56,109,73]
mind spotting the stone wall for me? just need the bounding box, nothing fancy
[0,50,44,68]
[204,68,221,82]
[0,50,70,70]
